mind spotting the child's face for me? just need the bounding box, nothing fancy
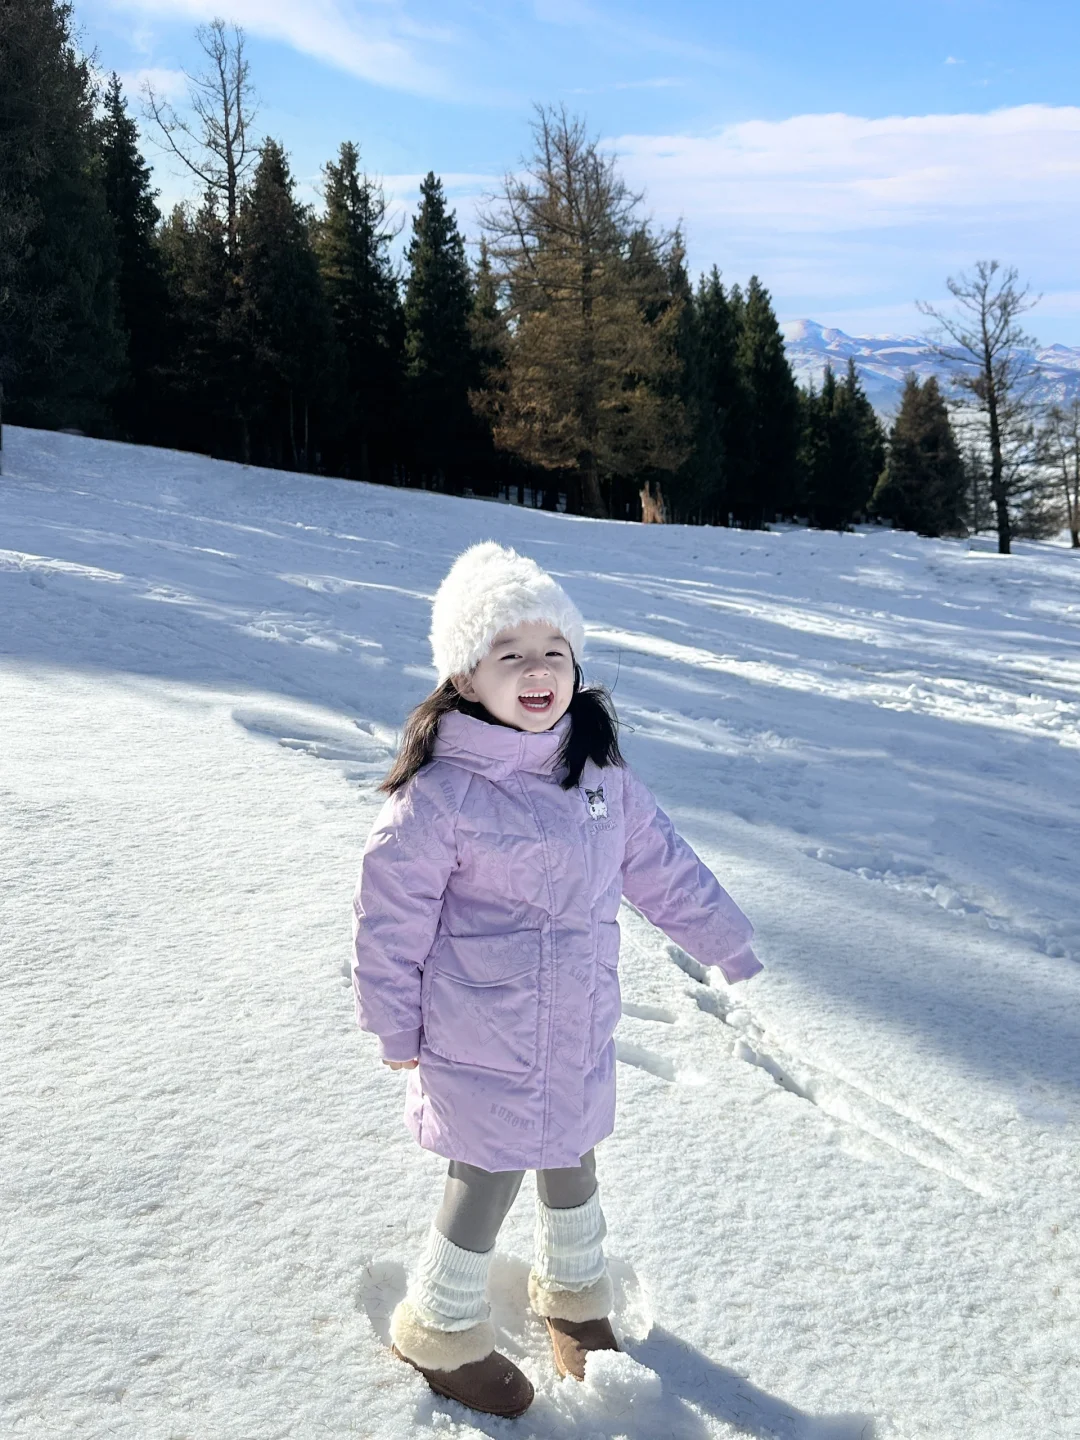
[453,621,575,732]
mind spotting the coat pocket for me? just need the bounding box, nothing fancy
[422,930,540,1074]
[589,920,622,1061]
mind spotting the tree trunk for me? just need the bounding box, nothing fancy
[580,452,606,518]
[1071,529,1079,548]
[986,385,1010,555]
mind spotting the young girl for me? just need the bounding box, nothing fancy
[353,542,761,1419]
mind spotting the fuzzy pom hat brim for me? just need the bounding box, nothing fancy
[430,541,585,683]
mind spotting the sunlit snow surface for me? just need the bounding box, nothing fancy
[2,427,1078,1439]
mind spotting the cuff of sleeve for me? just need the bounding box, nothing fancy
[378,1028,421,1062]
[717,943,764,984]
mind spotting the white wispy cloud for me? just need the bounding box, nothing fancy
[532,0,741,67]
[611,105,1080,233]
[103,0,451,95]
[606,106,1080,337]
[121,65,188,101]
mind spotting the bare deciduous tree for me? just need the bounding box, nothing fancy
[144,19,257,260]
[478,106,686,518]
[1040,398,1080,548]
[918,261,1040,554]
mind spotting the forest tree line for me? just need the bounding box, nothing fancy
[3,2,1077,549]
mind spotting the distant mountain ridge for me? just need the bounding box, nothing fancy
[782,319,1080,418]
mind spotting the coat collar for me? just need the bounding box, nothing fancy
[432,709,571,782]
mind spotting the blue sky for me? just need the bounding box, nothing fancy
[80,0,1080,342]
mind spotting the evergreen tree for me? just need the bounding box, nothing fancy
[621,225,691,520]
[963,447,994,535]
[687,268,748,523]
[732,276,800,525]
[845,356,886,507]
[479,108,685,518]
[315,142,404,483]
[801,359,886,529]
[464,240,512,496]
[469,240,507,385]
[0,0,123,429]
[663,253,708,522]
[403,172,476,487]
[872,375,966,535]
[100,72,173,441]
[240,139,335,469]
[158,194,251,458]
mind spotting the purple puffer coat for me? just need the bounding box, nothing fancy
[352,710,761,1171]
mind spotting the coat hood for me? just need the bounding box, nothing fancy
[432,710,571,782]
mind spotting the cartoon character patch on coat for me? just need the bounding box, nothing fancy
[584,785,607,819]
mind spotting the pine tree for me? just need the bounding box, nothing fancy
[469,240,506,384]
[872,375,966,536]
[963,447,994,535]
[240,139,335,469]
[732,276,801,525]
[619,225,691,520]
[100,72,172,441]
[158,193,250,458]
[844,356,886,509]
[463,240,512,497]
[403,172,476,487]
[685,268,747,523]
[0,0,124,429]
[801,359,886,529]
[479,108,685,518]
[315,142,404,483]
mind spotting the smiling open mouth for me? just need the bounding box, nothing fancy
[518,690,554,713]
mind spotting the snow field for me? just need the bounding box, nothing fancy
[1,426,1078,1438]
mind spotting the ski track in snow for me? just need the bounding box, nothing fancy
[2,428,1079,1440]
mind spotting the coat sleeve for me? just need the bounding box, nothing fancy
[352,765,461,1060]
[619,766,762,984]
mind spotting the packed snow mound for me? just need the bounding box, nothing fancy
[2,426,1078,1439]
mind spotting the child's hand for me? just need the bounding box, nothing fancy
[383,1058,418,1070]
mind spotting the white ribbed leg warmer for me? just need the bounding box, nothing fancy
[528,1190,614,1323]
[390,1228,497,1371]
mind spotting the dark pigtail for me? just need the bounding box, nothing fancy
[555,663,625,790]
[380,680,483,794]
[380,662,624,796]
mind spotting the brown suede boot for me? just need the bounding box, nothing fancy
[544,1315,619,1381]
[390,1300,534,1418]
[393,1345,534,1417]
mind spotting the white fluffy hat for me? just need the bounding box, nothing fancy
[430,541,585,683]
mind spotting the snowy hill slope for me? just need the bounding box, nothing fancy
[783,318,1080,417]
[2,427,1079,1440]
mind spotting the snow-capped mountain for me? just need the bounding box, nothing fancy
[783,318,1080,417]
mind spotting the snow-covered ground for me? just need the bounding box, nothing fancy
[2,426,1078,1440]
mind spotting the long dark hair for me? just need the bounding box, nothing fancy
[380,663,624,795]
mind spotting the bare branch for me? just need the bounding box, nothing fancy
[142,17,259,257]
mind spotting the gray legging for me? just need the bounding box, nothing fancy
[434,1150,597,1253]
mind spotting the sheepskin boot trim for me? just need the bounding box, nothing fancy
[528,1269,614,1322]
[390,1299,496,1371]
